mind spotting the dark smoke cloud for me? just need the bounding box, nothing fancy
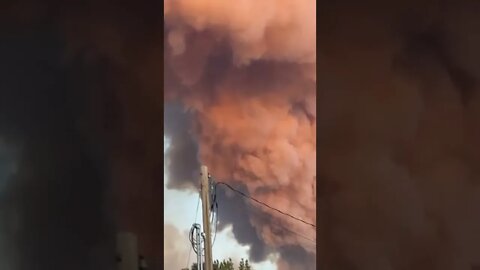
[277,245,316,270]
[319,1,480,269]
[164,0,316,269]
[215,185,270,262]
[164,99,314,266]
[164,103,200,190]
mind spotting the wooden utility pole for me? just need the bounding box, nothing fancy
[200,165,214,270]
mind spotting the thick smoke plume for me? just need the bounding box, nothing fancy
[164,0,316,269]
[0,0,315,269]
[319,1,480,269]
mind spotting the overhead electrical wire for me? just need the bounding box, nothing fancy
[189,224,202,254]
[250,207,317,244]
[212,179,316,228]
[269,219,316,245]
[187,172,316,268]
[209,174,316,246]
[209,175,219,247]
[186,194,201,269]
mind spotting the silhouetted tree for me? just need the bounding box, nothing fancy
[187,258,252,270]
[214,258,234,270]
[239,258,245,270]
[244,259,251,270]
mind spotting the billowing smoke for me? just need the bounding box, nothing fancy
[164,0,316,269]
[319,1,480,269]
[0,0,315,269]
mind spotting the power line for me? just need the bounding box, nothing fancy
[194,193,200,223]
[211,178,316,246]
[189,224,202,254]
[210,181,219,247]
[211,203,218,247]
[186,194,201,269]
[215,181,316,228]
[272,220,316,245]
[253,210,317,245]
[208,176,316,252]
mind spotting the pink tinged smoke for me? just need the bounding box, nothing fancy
[164,0,317,268]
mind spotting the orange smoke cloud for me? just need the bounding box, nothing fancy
[196,90,316,249]
[164,0,316,268]
[165,0,315,65]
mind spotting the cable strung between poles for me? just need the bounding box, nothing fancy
[214,180,316,228]
[186,195,201,269]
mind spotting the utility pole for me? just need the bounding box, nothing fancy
[200,165,214,270]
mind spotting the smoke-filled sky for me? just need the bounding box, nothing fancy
[0,0,316,269]
[7,0,480,270]
[164,0,316,269]
[164,138,280,270]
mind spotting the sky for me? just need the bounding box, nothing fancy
[163,1,317,269]
[164,137,279,270]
